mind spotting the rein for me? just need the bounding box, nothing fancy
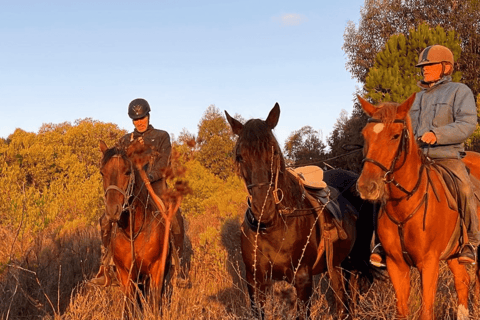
[104,155,136,213]
[362,118,424,200]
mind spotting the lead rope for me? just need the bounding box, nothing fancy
[252,146,276,304]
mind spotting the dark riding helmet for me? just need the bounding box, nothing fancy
[128,98,151,120]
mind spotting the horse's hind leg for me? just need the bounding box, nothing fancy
[328,266,347,318]
[447,259,470,320]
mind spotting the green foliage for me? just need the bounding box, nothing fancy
[343,0,480,97]
[0,119,126,240]
[196,105,236,180]
[284,126,327,166]
[365,23,462,104]
[466,93,480,151]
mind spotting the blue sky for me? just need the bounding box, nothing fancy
[0,0,363,147]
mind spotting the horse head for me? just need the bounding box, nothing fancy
[225,103,285,222]
[99,140,134,223]
[356,93,417,202]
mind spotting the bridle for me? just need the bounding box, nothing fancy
[362,118,424,199]
[104,155,136,214]
[245,146,284,206]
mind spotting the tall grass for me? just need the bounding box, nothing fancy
[1,211,480,319]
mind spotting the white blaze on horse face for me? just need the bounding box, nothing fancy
[373,123,385,134]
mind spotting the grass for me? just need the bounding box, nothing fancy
[1,211,480,320]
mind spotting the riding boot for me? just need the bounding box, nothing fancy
[370,239,386,268]
[90,215,114,286]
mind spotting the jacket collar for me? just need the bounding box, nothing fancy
[417,75,452,91]
[133,124,154,135]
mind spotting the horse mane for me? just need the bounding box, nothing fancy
[372,102,399,125]
[101,146,127,167]
[234,118,305,209]
[234,119,285,170]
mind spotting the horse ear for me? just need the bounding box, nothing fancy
[266,103,280,130]
[225,110,243,135]
[396,92,417,119]
[99,140,108,154]
[357,95,377,117]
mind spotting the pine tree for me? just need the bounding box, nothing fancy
[365,23,462,104]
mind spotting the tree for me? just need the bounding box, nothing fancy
[466,93,480,152]
[196,105,236,180]
[284,126,327,166]
[365,23,462,104]
[325,108,367,173]
[343,0,480,97]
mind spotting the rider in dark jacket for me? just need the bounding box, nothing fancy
[91,98,185,286]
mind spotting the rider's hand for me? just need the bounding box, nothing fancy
[138,137,144,145]
[419,132,437,144]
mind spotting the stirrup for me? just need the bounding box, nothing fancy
[370,243,386,268]
[458,243,477,265]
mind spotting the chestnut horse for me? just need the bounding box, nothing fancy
[225,103,375,319]
[99,140,183,317]
[356,93,480,319]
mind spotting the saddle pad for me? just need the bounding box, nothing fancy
[289,165,327,189]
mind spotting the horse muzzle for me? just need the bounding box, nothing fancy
[356,178,383,201]
[105,203,122,222]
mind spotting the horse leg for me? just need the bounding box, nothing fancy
[116,267,136,319]
[447,259,470,320]
[245,270,267,319]
[417,259,440,320]
[328,265,347,318]
[293,267,313,320]
[385,258,410,319]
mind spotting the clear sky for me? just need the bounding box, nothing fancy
[0,0,363,147]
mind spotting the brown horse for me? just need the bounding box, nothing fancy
[356,93,480,319]
[225,103,375,319]
[99,140,184,317]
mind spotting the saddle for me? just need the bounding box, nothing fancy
[288,166,357,240]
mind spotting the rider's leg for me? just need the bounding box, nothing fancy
[439,159,479,264]
[370,205,386,267]
[90,214,113,285]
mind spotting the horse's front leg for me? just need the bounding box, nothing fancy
[293,266,313,320]
[447,259,470,320]
[245,268,268,319]
[417,258,440,320]
[116,267,137,320]
[385,256,411,319]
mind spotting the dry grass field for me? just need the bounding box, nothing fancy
[2,209,480,320]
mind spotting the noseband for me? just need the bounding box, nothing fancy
[104,155,135,213]
[245,147,284,206]
[362,118,424,199]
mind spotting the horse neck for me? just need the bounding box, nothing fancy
[279,170,308,210]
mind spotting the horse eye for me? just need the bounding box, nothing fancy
[392,134,401,140]
[125,171,131,176]
[236,155,243,163]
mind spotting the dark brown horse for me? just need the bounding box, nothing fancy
[225,103,375,319]
[99,140,184,317]
[356,94,480,319]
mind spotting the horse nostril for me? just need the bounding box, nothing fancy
[368,181,378,194]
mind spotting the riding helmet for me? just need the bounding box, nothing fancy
[128,98,151,120]
[416,45,454,68]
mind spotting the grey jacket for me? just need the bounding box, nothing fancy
[410,76,477,159]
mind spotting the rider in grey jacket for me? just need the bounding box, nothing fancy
[370,45,479,267]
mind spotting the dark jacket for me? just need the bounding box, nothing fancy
[410,76,477,159]
[117,125,171,182]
